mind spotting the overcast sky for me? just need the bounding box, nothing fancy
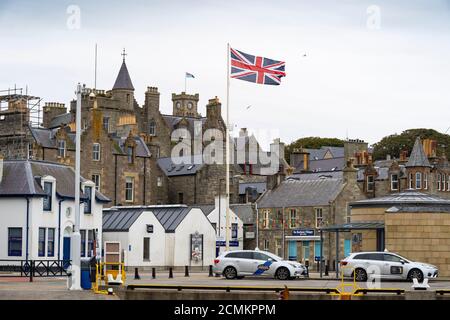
[1,0,450,148]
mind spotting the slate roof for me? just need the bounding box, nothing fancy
[111,135,151,157]
[350,191,450,207]
[293,157,345,174]
[49,113,73,129]
[320,221,385,231]
[287,171,343,181]
[230,204,254,225]
[162,114,207,134]
[406,137,431,168]
[0,160,110,202]
[112,61,134,90]
[239,182,267,195]
[102,205,192,233]
[157,155,205,177]
[257,178,344,208]
[30,127,60,148]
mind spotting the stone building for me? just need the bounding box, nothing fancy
[257,161,366,270]
[1,54,287,209]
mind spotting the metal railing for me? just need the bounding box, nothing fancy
[0,259,72,281]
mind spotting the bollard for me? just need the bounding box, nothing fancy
[134,267,141,280]
[185,266,189,277]
[209,265,213,277]
[152,267,156,279]
[325,264,329,276]
[29,260,33,283]
[169,267,173,279]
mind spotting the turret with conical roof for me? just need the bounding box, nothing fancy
[405,137,431,191]
[111,49,135,111]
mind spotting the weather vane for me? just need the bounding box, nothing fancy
[121,48,127,61]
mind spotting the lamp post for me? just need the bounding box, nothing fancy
[69,83,82,290]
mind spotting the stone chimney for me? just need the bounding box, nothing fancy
[422,139,437,158]
[290,147,309,171]
[343,159,358,184]
[145,86,160,111]
[239,128,248,137]
[43,102,66,128]
[0,155,3,184]
[206,96,222,120]
[344,139,368,165]
[399,150,408,162]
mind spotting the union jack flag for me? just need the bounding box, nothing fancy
[230,47,286,85]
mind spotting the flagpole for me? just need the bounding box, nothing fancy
[225,43,230,252]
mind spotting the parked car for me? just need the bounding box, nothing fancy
[213,249,305,280]
[341,251,438,282]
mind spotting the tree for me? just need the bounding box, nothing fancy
[285,137,344,164]
[372,128,450,160]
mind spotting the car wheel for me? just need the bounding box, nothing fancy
[408,269,424,282]
[223,266,237,280]
[354,268,368,282]
[275,267,290,280]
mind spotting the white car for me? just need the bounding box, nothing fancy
[213,249,306,280]
[341,251,438,282]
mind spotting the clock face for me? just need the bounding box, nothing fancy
[176,102,181,109]
[187,102,193,110]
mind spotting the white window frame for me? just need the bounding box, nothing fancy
[424,173,428,190]
[149,120,156,136]
[103,116,110,132]
[438,173,442,191]
[415,172,422,189]
[92,143,101,161]
[390,173,399,191]
[57,140,66,158]
[409,173,414,189]
[315,208,323,228]
[442,174,446,192]
[125,177,134,202]
[157,176,162,187]
[367,175,375,192]
[92,174,101,191]
[263,239,270,251]
[263,210,270,229]
[289,209,297,229]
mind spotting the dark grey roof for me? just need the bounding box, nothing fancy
[257,178,344,208]
[294,157,345,174]
[0,161,45,197]
[49,113,73,129]
[30,127,58,148]
[111,135,151,157]
[356,166,406,182]
[230,204,254,224]
[0,160,110,202]
[112,61,134,90]
[406,137,431,168]
[102,205,191,233]
[386,205,450,213]
[157,155,204,177]
[351,191,450,207]
[320,221,385,231]
[239,182,267,195]
[196,205,215,216]
[288,171,343,181]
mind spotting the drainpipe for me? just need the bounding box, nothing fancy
[57,199,65,261]
[26,197,30,262]
[143,157,146,205]
[114,154,118,206]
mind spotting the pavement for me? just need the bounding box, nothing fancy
[1,271,450,299]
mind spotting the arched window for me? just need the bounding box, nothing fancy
[415,172,422,189]
[149,120,156,136]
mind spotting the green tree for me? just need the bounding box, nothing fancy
[285,137,344,163]
[372,128,450,160]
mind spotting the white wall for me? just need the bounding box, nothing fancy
[126,211,166,267]
[0,178,104,262]
[207,196,244,255]
[173,208,216,267]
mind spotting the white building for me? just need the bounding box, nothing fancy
[198,196,244,256]
[0,159,109,263]
[102,205,216,268]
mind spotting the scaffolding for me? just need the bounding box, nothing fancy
[0,86,42,159]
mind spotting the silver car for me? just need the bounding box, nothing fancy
[341,251,438,282]
[213,249,306,280]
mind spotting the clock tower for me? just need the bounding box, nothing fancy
[172,92,200,118]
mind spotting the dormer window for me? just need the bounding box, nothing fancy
[57,140,66,158]
[390,174,399,191]
[43,181,53,211]
[127,146,134,164]
[366,176,375,192]
[84,186,92,214]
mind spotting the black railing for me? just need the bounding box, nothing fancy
[0,259,72,281]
